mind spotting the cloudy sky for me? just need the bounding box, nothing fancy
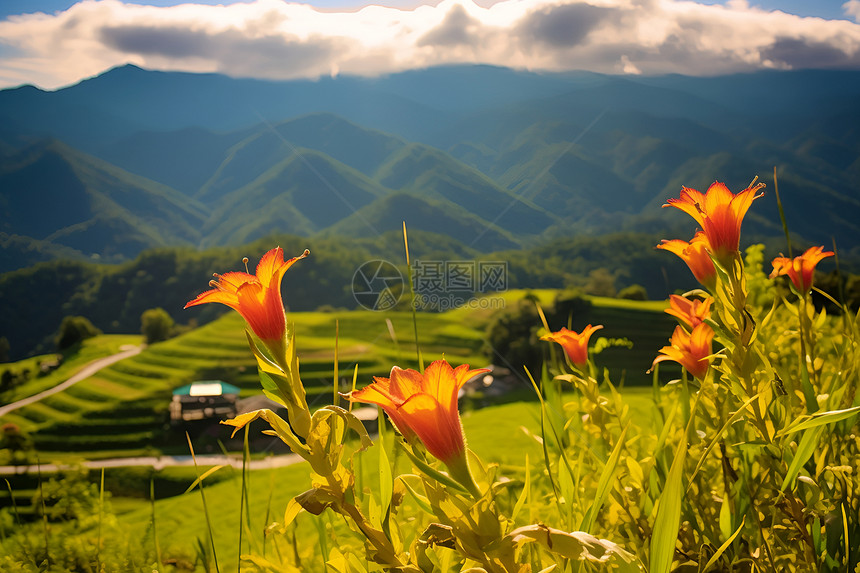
[0,0,858,90]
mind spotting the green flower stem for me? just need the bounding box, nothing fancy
[445,451,482,500]
[798,296,819,413]
[722,254,771,442]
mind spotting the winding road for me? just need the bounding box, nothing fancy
[0,452,304,475]
[0,345,313,475]
[0,344,144,418]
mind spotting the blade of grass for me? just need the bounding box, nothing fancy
[842,502,849,568]
[312,514,329,568]
[397,475,434,515]
[525,367,576,519]
[263,467,275,559]
[349,364,359,414]
[5,478,35,565]
[385,318,402,364]
[649,432,687,573]
[701,516,745,571]
[399,445,469,494]
[186,432,221,573]
[772,166,793,258]
[511,454,530,522]
[650,391,701,573]
[333,319,339,407]
[780,426,824,492]
[686,393,758,493]
[378,398,393,538]
[830,238,850,333]
[779,406,860,437]
[238,425,249,572]
[183,465,228,495]
[150,476,162,573]
[403,221,424,371]
[37,457,49,570]
[580,425,629,534]
[97,467,105,573]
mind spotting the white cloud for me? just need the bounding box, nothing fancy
[845,0,860,22]
[0,0,858,89]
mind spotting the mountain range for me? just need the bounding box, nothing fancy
[1,64,859,274]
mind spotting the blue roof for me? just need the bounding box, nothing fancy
[172,381,241,396]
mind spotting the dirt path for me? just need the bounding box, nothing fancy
[0,452,303,475]
[0,344,143,418]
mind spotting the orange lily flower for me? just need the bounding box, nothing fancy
[657,232,717,289]
[770,246,834,295]
[652,323,714,380]
[541,325,603,369]
[347,360,489,465]
[665,295,712,330]
[663,181,765,265]
[185,247,309,343]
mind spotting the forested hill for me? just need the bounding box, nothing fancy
[1,230,713,360]
[1,65,858,273]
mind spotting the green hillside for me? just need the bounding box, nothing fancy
[201,148,389,245]
[2,66,858,273]
[0,140,208,261]
[374,142,555,236]
[321,192,521,251]
[3,229,845,362]
[98,126,245,195]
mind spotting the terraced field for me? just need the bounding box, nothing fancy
[0,292,680,527]
[0,307,490,460]
[1,293,676,464]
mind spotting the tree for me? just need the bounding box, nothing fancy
[55,316,101,351]
[0,337,9,362]
[584,268,617,297]
[618,284,648,300]
[483,297,545,376]
[141,307,175,344]
[1,423,33,465]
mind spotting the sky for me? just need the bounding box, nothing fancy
[0,0,858,90]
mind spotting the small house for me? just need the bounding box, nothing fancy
[170,380,241,423]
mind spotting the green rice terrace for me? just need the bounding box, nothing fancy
[0,292,673,523]
[0,291,673,459]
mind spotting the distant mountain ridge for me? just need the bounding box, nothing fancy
[1,64,858,273]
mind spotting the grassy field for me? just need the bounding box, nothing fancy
[0,290,671,571]
[1,292,675,459]
[0,334,143,403]
[108,388,658,572]
[0,292,677,530]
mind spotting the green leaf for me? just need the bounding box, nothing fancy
[397,475,434,515]
[503,524,640,571]
[399,444,468,494]
[687,394,758,492]
[183,465,228,495]
[650,435,687,573]
[511,454,530,522]
[378,412,393,528]
[320,405,373,452]
[283,498,304,528]
[702,516,745,572]
[222,409,309,458]
[779,406,860,437]
[580,425,628,533]
[780,426,824,492]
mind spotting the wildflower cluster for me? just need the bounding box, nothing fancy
[182,176,857,572]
